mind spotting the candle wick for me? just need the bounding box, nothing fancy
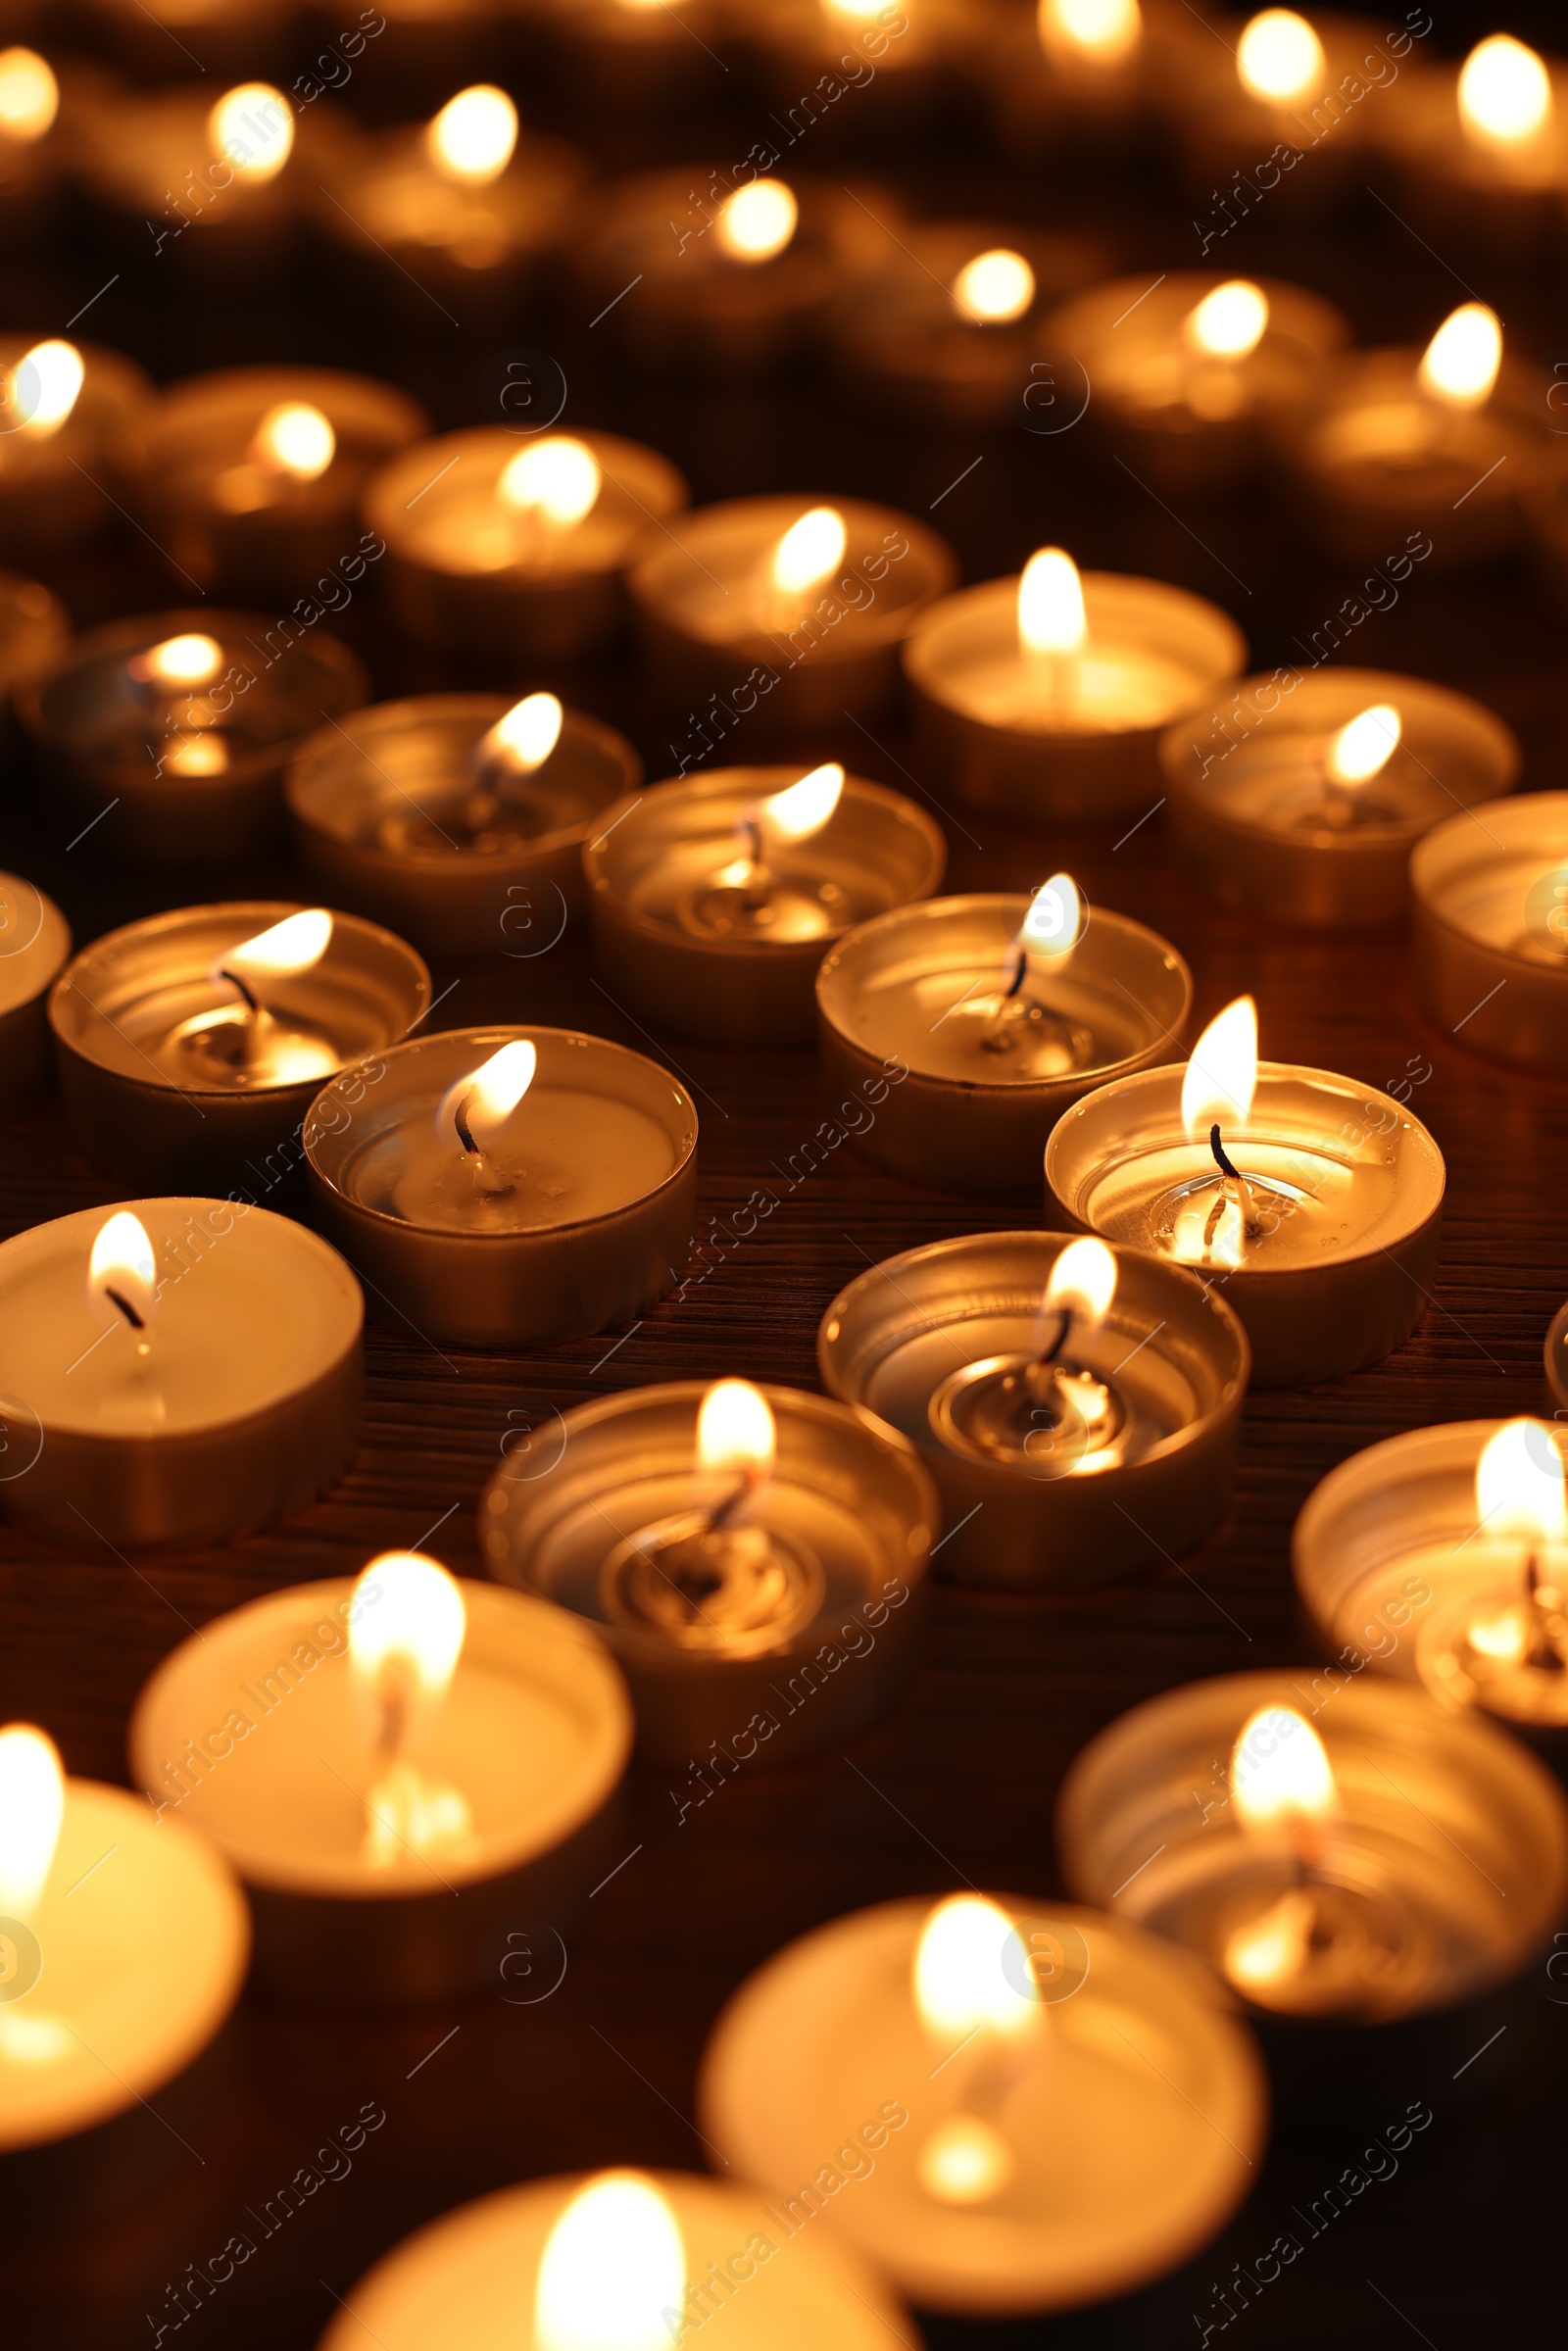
[217,965,260,1015]
[1208,1123,1242,1182]
[105,1285,146,1332]
[376,1683,409,1759]
[706,1465,760,1534]
[454,1091,479,1156]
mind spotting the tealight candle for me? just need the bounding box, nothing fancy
[305,1025,697,1347]
[817,1230,1247,1588]
[585,762,946,1046]
[0,1198,362,1546]
[1162,667,1519,930]
[903,543,1246,819]
[18,611,370,867]
[1287,302,1550,570]
[0,1725,249,2221]
[628,495,956,735]
[129,1551,634,2004]
[1382,33,1568,260]
[1045,994,1445,1386]
[1161,7,1399,216]
[0,335,151,562]
[0,45,63,236]
[82,0,296,81]
[114,367,428,605]
[0,867,68,1105]
[1295,1417,1568,1748]
[50,902,430,1190]
[482,1377,934,1767]
[1057,1672,1568,2036]
[317,2167,918,2347]
[364,424,688,670]
[1410,792,1568,1074]
[1045,271,1349,493]
[991,0,1150,159]
[699,1890,1266,2315]
[816,879,1193,1191]
[287,691,641,959]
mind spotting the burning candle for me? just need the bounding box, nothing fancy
[990,0,1154,160]
[1160,6,1399,218]
[0,1723,249,2204]
[818,1229,1247,1587]
[1045,993,1446,1385]
[0,334,150,562]
[739,0,972,133]
[304,1024,698,1347]
[1058,1671,1568,2038]
[483,1376,935,1767]
[0,1197,362,1545]
[1162,665,1519,930]
[903,544,1245,818]
[816,881,1192,1191]
[50,901,429,1189]
[1383,33,1568,259]
[698,1888,1265,2314]
[1410,791,1568,1074]
[585,761,945,1046]
[366,423,687,670]
[0,44,61,230]
[317,2167,917,2346]
[286,689,642,959]
[0,866,69,1106]
[129,1551,634,2004]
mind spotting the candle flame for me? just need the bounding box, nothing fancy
[535,2174,686,2351]
[1418,303,1502,411]
[0,1726,65,1921]
[224,907,333,981]
[918,2113,1015,2204]
[715,178,798,263]
[1237,9,1323,104]
[1020,871,1084,961]
[1181,995,1257,1142]
[1458,34,1551,148]
[439,1037,537,1153]
[1476,1418,1566,1543]
[6,339,83,438]
[1045,1237,1117,1330]
[479,691,564,773]
[761,760,843,844]
[1223,1884,1316,1991]
[1230,1704,1336,1831]
[1184,280,1269,361]
[135,632,222,689]
[1018,546,1087,658]
[426,84,518,184]
[696,1379,775,1482]
[498,435,602,527]
[0,48,58,141]
[1039,0,1141,67]
[164,732,229,776]
[349,1552,466,1729]
[1326,704,1400,789]
[770,505,847,596]
[822,0,889,24]
[210,83,294,182]
[251,401,335,481]
[88,1209,158,1333]
[913,1894,1041,2039]
[952,249,1036,325]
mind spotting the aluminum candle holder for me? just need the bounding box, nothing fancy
[129,1578,634,2007]
[817,1231,1248,1589]
[50,902,430,1192]
[0,335,151,560]
[1057,1672,1568,2038]
[480,1382,936,1769]
[816,896,1193,1193]
[1046,1060,1445,1387]
[698,1894,1266,2317]
[17,608,369,866]
[585,766,946,1048]
[1162,668,1519,931]
[903,569,1246,821]
[305,1026,698,1349]
[0,569,69,713]
[0,1198,361,1548]
[0,869,69,1105]
[1410,793,1568,1074]
[286,695,642,960]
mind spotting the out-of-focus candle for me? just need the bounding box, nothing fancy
[0,866,70,1105]
[1409,792,1568,1073]
[0,335,151,561]
[1383,32,1568,259]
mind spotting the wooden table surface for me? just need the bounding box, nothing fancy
[6,21,1568,2345]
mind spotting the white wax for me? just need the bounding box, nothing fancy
[939,645,1203,733]
[350,1085,678,1234]
[0,1781,248,2153]
[0,872,70,1016]
[393,436,655,578]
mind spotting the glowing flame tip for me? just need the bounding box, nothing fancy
[1181,995,1257,1142]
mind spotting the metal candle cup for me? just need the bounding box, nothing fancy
[0,336,151,561]
[364,425,688,669]
[1162,668,1519,931]
[903,569,1246,821]
[1047,1057,1445,1388]
[0,869,69,1105]
[698,1894,1266,2317]
[586,766,946,1049]
[17,608,370,867]
[480,1381,935,1769]
[0,1198,361,1548]
[816,896,1193,1193]
[1410,794,1568,1074]
[50,903,430,1192]
[129,1578,633,2007]
[628,495,956,736]
[817,1231,1248,1589]
[287,695,641,961]
[305,1025,698,1349]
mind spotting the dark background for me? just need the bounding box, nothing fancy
[5,4,1568,2344]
